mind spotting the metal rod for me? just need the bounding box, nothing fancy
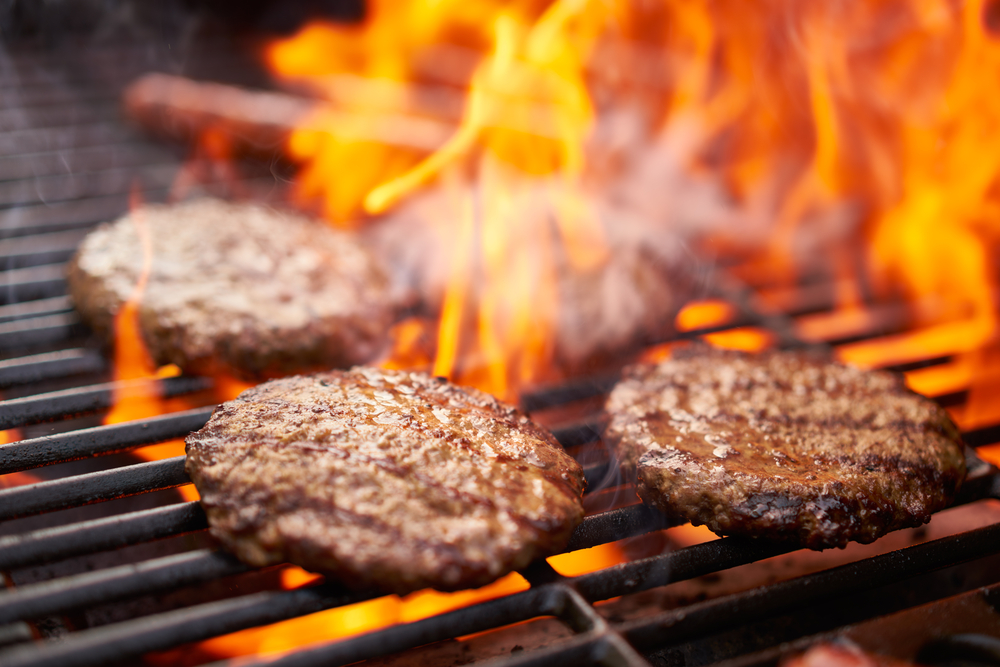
[551,421,604,449]
[0,375,212,429]
[0,348,103,387]
[0,407,214,474]
[0,193,135,238]
[0,456,189,521]
[0,549,247,624]
[0,163,181,209]
[0,264,66,305]
[566,504,673,552]
[0,313,84,350]
[0,581,365,667]
[0,501,206,570]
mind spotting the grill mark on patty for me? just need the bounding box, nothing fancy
[186,368,585,593]
[606,346,966,549]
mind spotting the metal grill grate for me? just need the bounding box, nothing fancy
[2,38,1000,667]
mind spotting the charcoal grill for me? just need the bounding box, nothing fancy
[3,29,1000,667]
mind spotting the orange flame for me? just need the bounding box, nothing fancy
[103,190,200,500]
[0,425,32,489]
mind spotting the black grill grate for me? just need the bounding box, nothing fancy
[2,37,1000,667]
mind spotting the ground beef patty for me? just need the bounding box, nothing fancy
[185,367,586,594]
[67,198,399,379]
[604,346,966,549]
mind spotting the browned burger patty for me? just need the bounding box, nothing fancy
[185,367,586,594]
[604,346,966,549]
[67,198,400,379]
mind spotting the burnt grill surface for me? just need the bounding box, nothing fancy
[1,36,1000,667]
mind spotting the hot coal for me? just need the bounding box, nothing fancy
[67,197,404,380]
[604,346,966,549]
[185,367,586,594]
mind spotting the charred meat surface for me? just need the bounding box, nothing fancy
[604,346,966,549]
[185,367,586,594]
[67,197,400,379]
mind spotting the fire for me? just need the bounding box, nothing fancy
[170,571,530,663]
[268,0,617,401]
[103,191,204,500]
[0,425,33,489]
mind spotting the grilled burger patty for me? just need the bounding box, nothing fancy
[604,347,966,549]
[185,367,586,594]
[67,198,398,379]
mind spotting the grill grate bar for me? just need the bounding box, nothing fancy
[521,376,620,413]
[575,534,795,604]
[0,407,214,474]
[0,548,248,625]
[620,521,1000,655]
[0,104,121,135]
[0,264,67,304]
[0,175,286,239]
[0,88,120,109]
[0,123,134,156]
[471,636,619,667]
[0,456,189,521]
[0,501,205,570]
[0,312,85,349]
[0,163,182,209]
[0,194,143,237]
[566,504,672,552]
[0,229,90,255]
[0,348,104,387]
[0,296,74,323]
[0,145,173,183]
[549,421,604,449]
[581,462,612,489]
[0,375,211,429]
[0,581,366,667]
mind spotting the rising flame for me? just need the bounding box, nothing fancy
[268,0,619,401]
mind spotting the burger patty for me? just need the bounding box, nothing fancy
[604,346,966,549]
[185,367,586,594]
[67,198,400,379]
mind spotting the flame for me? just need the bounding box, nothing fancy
[169,126,247,202]
[547,543,628,577]
[269,1,619,401]
[103,190,202,501]
[675,300,737,333]
[0,427,36,489]
[182,572,530,663]
[379,317,437,372]
[366,1,617,400]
